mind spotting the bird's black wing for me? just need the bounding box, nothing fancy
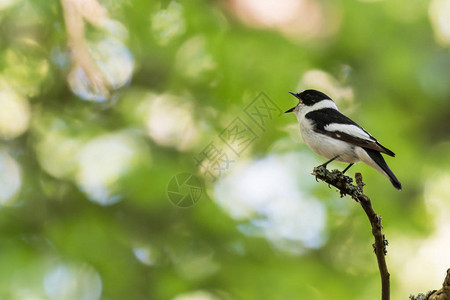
[305,108,396,157]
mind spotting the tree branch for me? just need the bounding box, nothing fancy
[410,269,450,300]
[312,165,390,300]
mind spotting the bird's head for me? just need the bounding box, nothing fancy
[285,89,333,113]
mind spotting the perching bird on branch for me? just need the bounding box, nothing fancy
[285,89,402,190]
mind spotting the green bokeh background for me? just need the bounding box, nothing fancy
[0,0,449,299]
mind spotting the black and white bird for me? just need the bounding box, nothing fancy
[285,89,402,190]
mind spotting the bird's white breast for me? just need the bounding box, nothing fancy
[295,100,361,163]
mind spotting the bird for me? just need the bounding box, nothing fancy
[285,89,401,190]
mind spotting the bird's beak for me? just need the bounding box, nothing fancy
[285,106,296,113]
[285,92,300,113]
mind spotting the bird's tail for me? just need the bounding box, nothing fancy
[363,148,402,190]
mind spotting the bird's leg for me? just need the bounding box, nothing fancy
[320,155,339,169]
[342,163,354,174]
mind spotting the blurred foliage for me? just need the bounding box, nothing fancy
[0,0,449,299]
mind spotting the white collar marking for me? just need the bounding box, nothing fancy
[297,99,338,119]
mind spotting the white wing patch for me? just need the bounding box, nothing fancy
[301,99,338,116]
[324,123,374,141]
